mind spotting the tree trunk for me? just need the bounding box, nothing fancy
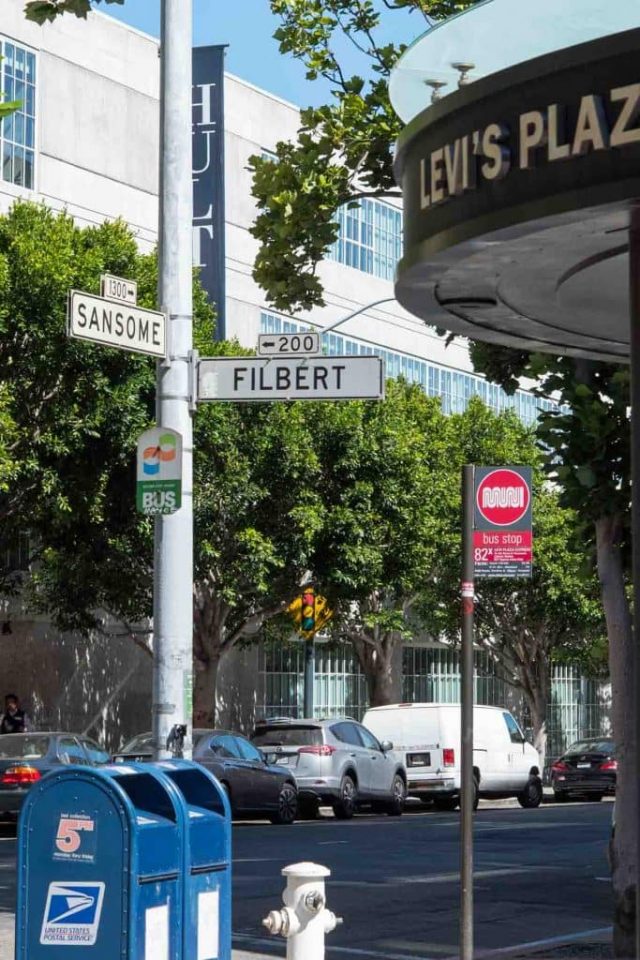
[352,632,396,707]
[596,514,635,958]
[193,650,221,728]
[527,688,548,774]
[520,654,550,773]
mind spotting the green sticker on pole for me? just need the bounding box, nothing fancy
[136,427,182,515]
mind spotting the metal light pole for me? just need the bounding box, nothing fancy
[153,0,194,760]
[460,465,475,960]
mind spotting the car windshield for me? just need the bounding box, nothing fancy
[120,733,153,754]
[566,739,614,755]
[0,735,50,759]
[252,725,323,747]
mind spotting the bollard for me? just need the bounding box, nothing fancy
[262,862,342,960]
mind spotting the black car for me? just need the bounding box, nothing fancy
[0,732,111,821]
[115,729,298,824]
[550,737,616,802]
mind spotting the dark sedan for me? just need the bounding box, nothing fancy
[0,732,111,821]
[115,729,298,824]
[551,737,616,801]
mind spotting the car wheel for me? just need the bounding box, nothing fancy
[587,793,604,803]
[553,790,568,803]
[518,776,543,808]
[333,774,357,820]
[434,796,459,812]
[299,797,320,820]
[270,783,298,825]
[386,775,406,816]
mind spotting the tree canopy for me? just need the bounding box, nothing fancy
[249,0,480,313]
[24,0,124,23]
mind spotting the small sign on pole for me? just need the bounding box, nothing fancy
[100,274,138,306]
[473,466,533,578]
[136,428,182,515]
[257,332,321,357]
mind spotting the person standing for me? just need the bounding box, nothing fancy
[0,694,30,733]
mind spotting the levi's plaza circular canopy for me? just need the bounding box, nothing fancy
[390,0,640,361]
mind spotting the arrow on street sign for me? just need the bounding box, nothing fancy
[67,290,167,358]
[198,355,385,402]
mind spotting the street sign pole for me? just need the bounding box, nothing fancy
[153,0,194,760]
[303,641,315,718]
[460,465,475,960]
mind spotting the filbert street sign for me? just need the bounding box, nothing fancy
[197,355,385,402]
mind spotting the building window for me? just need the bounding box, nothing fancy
[330,198,402,282]
[1,39,36,190]
[259,311,562,426]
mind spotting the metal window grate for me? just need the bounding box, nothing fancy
[260,639,611,763]
[261,643,368,721]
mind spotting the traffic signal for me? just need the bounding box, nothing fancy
[300,589,315,634]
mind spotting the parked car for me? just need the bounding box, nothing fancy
[550,737,616,802]
[115,729,299,824]
[250,717,407,819]
[361,703,542,810]
[0,732,111,822]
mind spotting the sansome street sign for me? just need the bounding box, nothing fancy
[198,356,385,402]
[100,274,138,306]
[258,332,321,357]
[136,427,182,515]
[473,466,532,578]
[68,291,166,358]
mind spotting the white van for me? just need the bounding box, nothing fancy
[362,703,542,810]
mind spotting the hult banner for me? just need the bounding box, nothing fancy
[192,46,226,339]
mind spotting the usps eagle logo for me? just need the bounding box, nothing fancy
[40,881,105,945]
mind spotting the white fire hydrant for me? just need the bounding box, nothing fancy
[262,862,343,960]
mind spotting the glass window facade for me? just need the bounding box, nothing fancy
[1,39,36,190]
[329,199,402,282]
[260,311,560,426]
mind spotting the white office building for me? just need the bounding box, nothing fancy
[0,4,607,754]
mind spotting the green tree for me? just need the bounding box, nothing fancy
[0,202,323,725]
[24,0,123,23]
[306,379,448,705]
[249,0,480,313]
[413,398,604,771]
[303,388,602,757]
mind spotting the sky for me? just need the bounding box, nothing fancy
[101,0,425,108]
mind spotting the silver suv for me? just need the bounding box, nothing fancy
[251,717,406,819]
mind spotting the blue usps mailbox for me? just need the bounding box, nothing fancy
[16,763,185,959]
[156,761,232,960]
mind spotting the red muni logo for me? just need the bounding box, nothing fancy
[476,468,530,527]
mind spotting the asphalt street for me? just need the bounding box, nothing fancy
[0,800,613,960]
[231,800,614,959]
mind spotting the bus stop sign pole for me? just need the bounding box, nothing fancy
[460,464,475,960]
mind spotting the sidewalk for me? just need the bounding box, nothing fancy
[0,913,276,960]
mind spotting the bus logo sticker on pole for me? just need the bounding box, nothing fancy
[473,466,532,578]
[136,428,182,515]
